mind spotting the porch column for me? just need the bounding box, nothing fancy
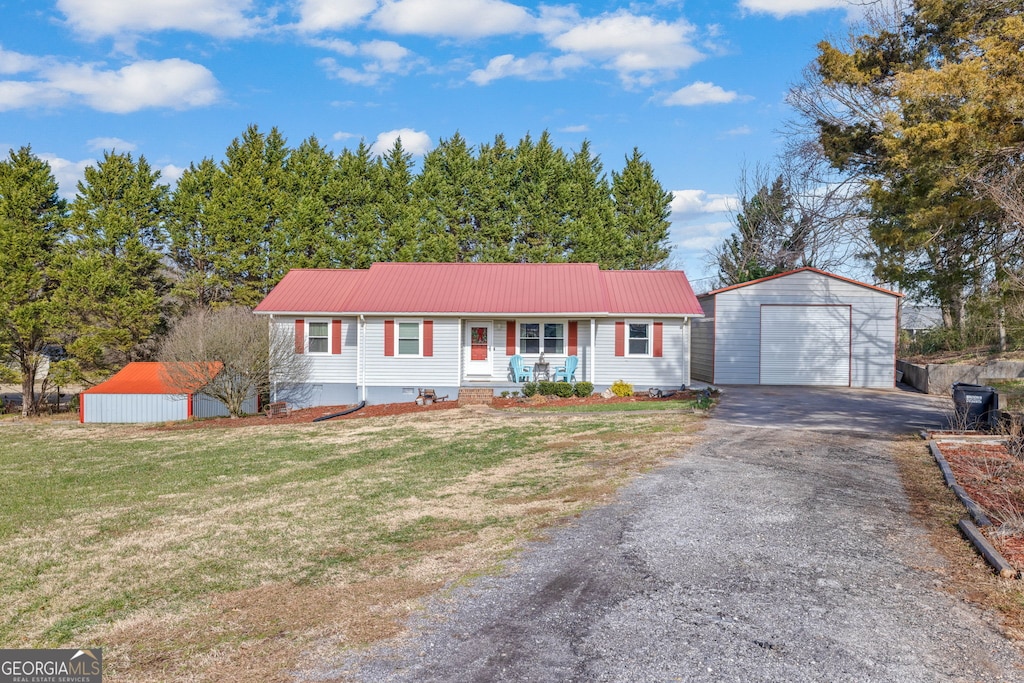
[590,319,596,383]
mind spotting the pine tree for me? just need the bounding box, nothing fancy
[167,158,223,310]
[612,148,672,269]
[565,140,620,267]
[57,151,168,368]
[0,147,66,415]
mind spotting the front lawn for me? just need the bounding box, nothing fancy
[0,408,704,681]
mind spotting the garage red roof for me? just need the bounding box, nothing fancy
[701,267,902,297]
[82,362,222,394]
[254,262,703,316]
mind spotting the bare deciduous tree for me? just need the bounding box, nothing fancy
[158,307,309,417]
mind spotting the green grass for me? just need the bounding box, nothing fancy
[526,398,700,413]
[0,409,704,679]
[989,380,1024,412]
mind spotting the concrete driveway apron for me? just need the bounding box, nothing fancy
[308,386,1024,683]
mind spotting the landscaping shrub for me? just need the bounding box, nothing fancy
[552,382,574,398]
[610,380,633,397]
[522,382,539,397]
[537,381,555,395]
[574,381,594,397]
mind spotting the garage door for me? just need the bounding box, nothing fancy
[759,305,851,386]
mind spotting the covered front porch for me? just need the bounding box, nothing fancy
[459,318,590,385]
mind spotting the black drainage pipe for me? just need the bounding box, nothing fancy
[312,401,366,422]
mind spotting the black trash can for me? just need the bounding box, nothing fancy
[951,382,999,431]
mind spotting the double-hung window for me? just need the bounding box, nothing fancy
[397,321,421,356]
[307,321,329,354]
[627,322,650,356]
[519,322,564,355]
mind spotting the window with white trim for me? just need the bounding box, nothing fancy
[307,321,329,354]
[397,321,421,356]
[519,322,564,355]
[627,322,650,356]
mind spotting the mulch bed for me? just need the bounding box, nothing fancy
[935,440,1024,570]
[155,392,701,431]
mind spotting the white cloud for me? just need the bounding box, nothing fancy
[332,131,359,141]
[0,81,67,111]
[559,124,589,133]
[468,53,584,85]
[57,0,262,39]
[296,0,378,32]
[369,128,432,156]
[550,11,702,86]
[87,137,137,152]
[44,59,221,113]
[38,154,93,198]
[675,220,734,251]
[0,47,42,74]
[317,40,420,85]
[723,125,752,136]
[160,163,186,185]
[663,81,739,106]
[671,189,737,219]
[1,50,221,113]
[307,38,358,56]
[738,0,851,18]
[372,0,535,38]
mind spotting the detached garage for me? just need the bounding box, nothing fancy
[80,362,256,423]
[691,268,901,388]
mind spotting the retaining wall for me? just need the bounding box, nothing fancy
[897,359,1024,395]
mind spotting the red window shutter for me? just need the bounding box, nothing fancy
[653,322,663,357]
[332,319,342,355]
[295,319,305,354]
[506,320,516,355]
[614,321,625,357]
[568,321,578,356]
[423,320,434,357]
[384,320,394,356]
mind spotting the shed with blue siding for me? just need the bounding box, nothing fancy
[690,268,901,389]
[80,362,257,423]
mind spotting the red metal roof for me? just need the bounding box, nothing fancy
[254,263,703,316]
[254,269,370,314]
[700,267,903,298]
[82,362,222,394]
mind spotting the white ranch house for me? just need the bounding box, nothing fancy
[254,262,705,407]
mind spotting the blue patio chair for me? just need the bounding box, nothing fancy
[510,354,533,382]
[553,355,578,382]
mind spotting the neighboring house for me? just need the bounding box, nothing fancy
[900,302,943,338]
[79,362,257,423]
[691,267,901,388]
[253,262,704,407]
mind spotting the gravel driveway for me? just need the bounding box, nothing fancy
[304,386,1024,682]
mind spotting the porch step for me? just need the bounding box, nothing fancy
[458,387,494,406]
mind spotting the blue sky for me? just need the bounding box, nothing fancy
[0,0,861,289]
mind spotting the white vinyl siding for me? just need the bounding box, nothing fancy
[275,316,358,384]
[364,317,459,386]
[708,270,898,389]
[759,305,850,386]
[594,318,690,388]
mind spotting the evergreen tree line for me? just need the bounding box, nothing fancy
[0,126,673,413]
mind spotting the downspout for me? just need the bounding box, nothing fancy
[457,319,463,387]
[359,314,366,403]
